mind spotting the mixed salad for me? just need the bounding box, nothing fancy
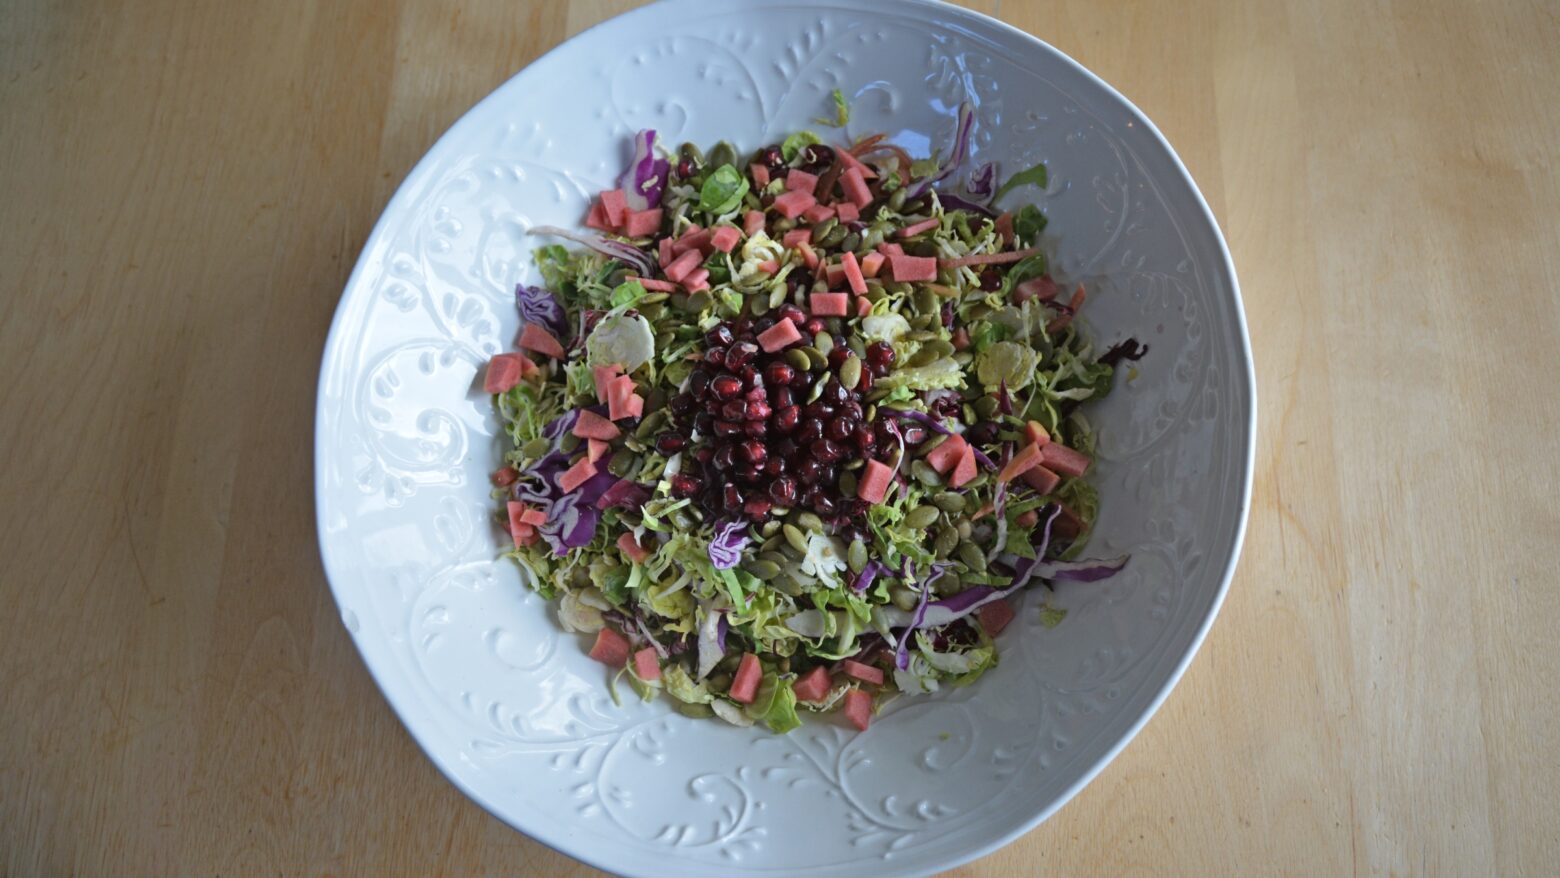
[484,99,1142,733]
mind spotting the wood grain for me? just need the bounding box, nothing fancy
[3,0,1557,874]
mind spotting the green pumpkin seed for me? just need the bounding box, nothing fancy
[907,347,941,368]
[609,449,637,477]
[934,526,959,557]
[783,524,808,553]
[888,281,914,297]
[758,551,789,568]
[842,458,864,471]
[841,232,862,252]
[634,410,667,439]
[838,470,858,497]
[888,187,908,211]
[911,459,943,487]
[760,534,783,554]
[814,332,833,355]
[676,701,715,719]
[933,570,963,596]
[796,512,825,533]
[966,302,993,320]
[521,438,550,459]
[838,357,862,390]
[750,559,782,580]
[957,519,973,539]
[559,433,581,453]
[905,329,937,342]
[864,387,892,404]
[678,142,704,165]
[671,510,695,529]
[806,347,829,371]
[953,351,975,366]
[959,542,988,572]
[848,540,868,573]
[890,586,919,611]
[810,217,838,245]
[707,142,737,170]
[639,292,669,305]
[933,492,967,512]
[914,288,938,314]
[822,224,848,248]
[905,505,941,530]
[686,291,713,311]
[760,519,782,537]
[707,672,733,690]
[772,217,796,234]
[786,348,813,371]
[772,574,804,596]
[922,339,955,359]
[962,404,977,425]
[974,397,1000,418]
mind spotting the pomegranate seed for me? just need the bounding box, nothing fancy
[743,420,767,437]
[867,342,895,369]
[804,318,826,336]
[769,386,794,410]
[714,419,744,438]
[693,446,715,465]
[774,438,798,458]
[746,401,771,421]
[694,412,715,434]
[726,342,759,370]
[778,305,807,326]
[812,494,839,516]
[811,439,843,462]
[842,401,864,420]
[826,416,854,441]
[823,378,849,406]
[722,483,744,510]
[670,474,702,497]
[763,457,786,476]
[790,368,811,387]
[706,324,734,347]
[740,440,769,465]
[852,424,875,449]
[773,405,800,432]
[711,375,743,400]
[705,347,728,366]
[713,445,737,470]
[769,476,798,506]
[901,424,929,446]
[797,418,825,444]
[671,392,697,416]
[796,459,824,485]
[744,384,766,403]
[765,362,795,386]
[743,497,773,518]
[739,465,763,483]
[677,157,696,178]
[655,433,688,455]
[979,268,1002,291]
[857,368,873,391]
[828,348,849,368]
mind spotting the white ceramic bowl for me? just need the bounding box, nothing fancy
[315,1,1254,874]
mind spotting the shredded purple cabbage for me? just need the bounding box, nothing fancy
[886,408,995,469]
[619,129,670,211]
[633,614,668,658]
[852,558,903,593]
[905,101,976,200]
[895,563,950,670]
[1033,556,1130,582]
[528,225,654,277]
[937,194,998,218]
[967,161,997,198]
[596,478,651,510]
[514,284,569,340]
[707,519,749,570]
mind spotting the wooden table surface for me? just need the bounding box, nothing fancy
[4,0,1558,874]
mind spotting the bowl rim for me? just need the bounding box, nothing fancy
[314,1,1256,874]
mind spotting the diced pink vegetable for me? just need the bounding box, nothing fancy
[897,217,941,238]
[506,501,535,548]
[925,435,968,474]
[887,254,937,282]
[658,236,674,267]
[856,296,871,317]
[558,456,598,493]
[584,200,614,232]
[492,466,519,487]
[1040,442,1090,477]
[840,166,873,208]
[1021,465,1061,495]
[841,660,884,686]
[949,446,978,488]
[592,364,623,402]
[837,149,878,179]
[758,259,780,275]
[484,354,524,393]
[997,442,1043,483]
[786,169,819,195]
[757,319,802,353]
[977,599,1016,636]
[634,276,678,292]
[573,410,621,441]
[729,653,762,704]
[589,628,631,667]
[773,190,817,219]
[824,263,847,286]
[606,375,639,420]
[519,506,547,527]
[841,251,867,295]
[623,392,644,419]
[750,163,770,188]
[793,666,833,703]
[518,324,565,359]
[1024,421,1051,446]
[796,241,820,270]
[633,647,661,682]
[833,201,860,223]
[663,248,702,283]
[939,247,1039,269]
[802,203,835,224]
[856,459,893,504]
[682,267,711,293]
[877,242,903,256]
[1014,275,1060,304]
[744,210,766,237]
[599,189,629,227]
[672,226,712,256]
[810,292,850,317]
[622,208,663,238]
[617,532,652,563]
[860,251,885,278]
[1052,504,1084,539]
[782,228,811,249]
[586,438,611,463]
[710,225,742,253]
[843,689,873,731]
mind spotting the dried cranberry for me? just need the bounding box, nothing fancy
[978,268,1002,291]
[811,494,839,516]
[655,433,688,455]
[799,144,835,170]
[842,401,864,420]
[677,157,696,179]
[967,422,999,446]
[853,424,875,450]
[857,368,873,392]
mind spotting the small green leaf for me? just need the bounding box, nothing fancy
[781,131,821,163]
[609,280,646,309]
[1013,204,1048,246]
[698,164,749,216]
[814,89,850,127]
[993,162,1048,204]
